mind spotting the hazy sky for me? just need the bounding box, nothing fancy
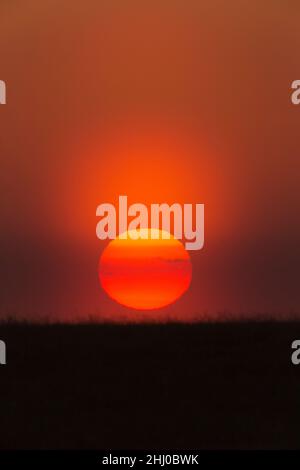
[0,1,299,321]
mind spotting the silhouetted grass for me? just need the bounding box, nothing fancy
[0,321,299,449]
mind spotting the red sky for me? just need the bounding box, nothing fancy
[0,1,300,321]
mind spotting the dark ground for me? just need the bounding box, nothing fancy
[0,322,299,449]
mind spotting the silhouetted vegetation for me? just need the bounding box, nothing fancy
[0,322,299,449]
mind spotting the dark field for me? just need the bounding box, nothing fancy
[0,323,299,449]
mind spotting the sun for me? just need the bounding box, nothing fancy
[99,228,192,310]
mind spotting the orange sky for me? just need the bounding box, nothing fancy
[0,1,300,321]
